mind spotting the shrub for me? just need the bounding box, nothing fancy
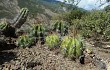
[71,10,110,41]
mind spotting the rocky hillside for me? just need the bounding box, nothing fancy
[0,0,62,19]
[0,0,20,19]
[0,0,74,20]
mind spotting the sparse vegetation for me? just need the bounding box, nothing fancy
[0,0,110,70]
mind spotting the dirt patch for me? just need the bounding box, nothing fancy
[0,44,100,70]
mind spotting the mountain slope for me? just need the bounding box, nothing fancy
[0,0,64,20]
[0,0,79,20]
[17,0,63,18]
[0,0,20,19]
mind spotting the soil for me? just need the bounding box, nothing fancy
[0,41,110,70]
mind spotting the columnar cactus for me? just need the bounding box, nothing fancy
[53,20,68,36]
[13,8,29,28]
[0,8,29,50]
[29,24,45,44]
[0,8,29,37]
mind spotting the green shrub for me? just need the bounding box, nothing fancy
[71,11,110,41]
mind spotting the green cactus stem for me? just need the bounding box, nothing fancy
[16,35,36,48]
[29,24,45,44]
[60,35,84,59]
[53,20,68,36]
[45,33,60,49]
[13,8,29,28]
[0,20,16,37]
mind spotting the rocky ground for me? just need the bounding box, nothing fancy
[0,41,110,70]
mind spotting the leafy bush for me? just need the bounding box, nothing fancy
[46,34,60,49]
[71,10,110,41]
[61,9,87,24]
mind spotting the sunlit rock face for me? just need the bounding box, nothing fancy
[0,0,20,19]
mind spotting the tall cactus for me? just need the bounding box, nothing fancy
[0,8,29,37]
[0,8,29,51]
[53,20,68,36]
[29,24,45,44]
[13,8,29,28]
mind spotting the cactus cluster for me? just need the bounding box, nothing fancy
[0,7,85,63]
[29,24,45,44]
[60,35,84,58]
[15,23,46,48]
[0,8,29,49]
[53,20,68,36]
[16,35,35,48]
[0,21,8,31]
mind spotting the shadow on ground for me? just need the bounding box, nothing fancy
[0,51,16,65]
[0,44,17,51]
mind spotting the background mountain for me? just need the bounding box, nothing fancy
[0,0,20,19]
[0,0,79,21]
